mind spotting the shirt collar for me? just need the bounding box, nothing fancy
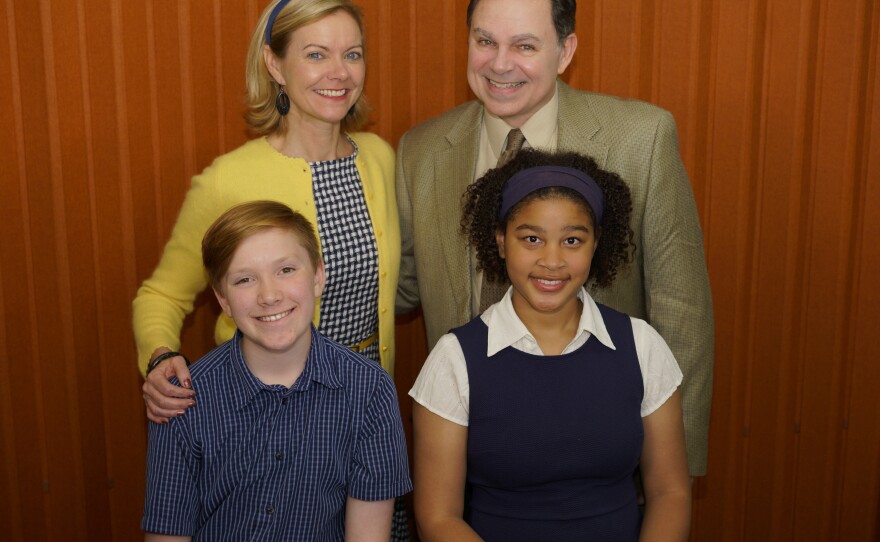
[228,327,344,411]
[483,82,560,159]
[482,286,617,357]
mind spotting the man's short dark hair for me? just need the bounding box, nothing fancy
[466,0,576,45]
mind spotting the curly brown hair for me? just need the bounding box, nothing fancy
[461,148,634,289]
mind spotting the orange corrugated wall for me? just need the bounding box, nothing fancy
[0,1,877,540]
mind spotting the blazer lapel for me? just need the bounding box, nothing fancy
[556,81,609,167]
[432,103,483,313]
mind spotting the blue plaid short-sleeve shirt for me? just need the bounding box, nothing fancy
[142,329,411,540]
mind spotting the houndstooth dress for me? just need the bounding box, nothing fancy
[310,137,410,541]
[310,141,380,361]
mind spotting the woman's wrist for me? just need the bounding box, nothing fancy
[150,346,171,361]
[146,350,191,375]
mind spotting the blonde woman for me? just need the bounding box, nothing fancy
[135,0,397,413]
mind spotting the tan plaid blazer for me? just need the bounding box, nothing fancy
[396,81,714,476]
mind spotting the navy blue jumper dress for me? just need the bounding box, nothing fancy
[453,303,644,541]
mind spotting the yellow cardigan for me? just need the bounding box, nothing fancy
[133,133,400,376]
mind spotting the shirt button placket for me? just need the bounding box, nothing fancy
[276,397,289,463]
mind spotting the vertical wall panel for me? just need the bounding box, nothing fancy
[0,2,29,538]
[16,0,66,538]
[795,1,867,539]
[1,1,878,540]
[87,2,145,539]
[652,2,690,119]
[742,2,811,539]
[697,0,755,538]
[71,3,111,535]
[592,1,637,97]
[838,4,880,540]
[61,0,113,537]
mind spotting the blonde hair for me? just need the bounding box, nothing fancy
[245,0,370,136]
[202,201,321,291]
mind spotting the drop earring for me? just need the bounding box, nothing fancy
[275,86,290,116]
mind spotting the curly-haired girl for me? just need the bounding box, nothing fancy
[410,149,691,541]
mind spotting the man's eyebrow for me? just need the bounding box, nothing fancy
[472,27,493,38]
[511,33,541,43]
[471,27,542,44]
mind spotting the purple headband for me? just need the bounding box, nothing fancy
[265,0,292,46]
[498,166,605,224]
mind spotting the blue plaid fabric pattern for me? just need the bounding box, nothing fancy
[142,329,412,540]
[310,139,381,362]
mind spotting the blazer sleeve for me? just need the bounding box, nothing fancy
[395,130,421,315]
[641,111,715,476]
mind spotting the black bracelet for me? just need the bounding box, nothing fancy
[146,351,191,375]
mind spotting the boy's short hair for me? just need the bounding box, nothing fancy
[202,200,320,291]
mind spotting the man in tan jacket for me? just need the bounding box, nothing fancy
[396,0,714,476]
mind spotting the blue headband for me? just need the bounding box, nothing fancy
[498,166,605,224]
[265,0,292,46]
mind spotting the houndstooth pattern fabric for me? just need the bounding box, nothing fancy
[311,138,380,363]
[313,140,410,541]
[391,496,410,541]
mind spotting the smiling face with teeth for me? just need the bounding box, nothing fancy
[496,195,597,330]
[214,227,326,369]
[264,10,365,130]
[467,0,577,129]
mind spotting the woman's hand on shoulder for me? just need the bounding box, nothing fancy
[142,347,196,424]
